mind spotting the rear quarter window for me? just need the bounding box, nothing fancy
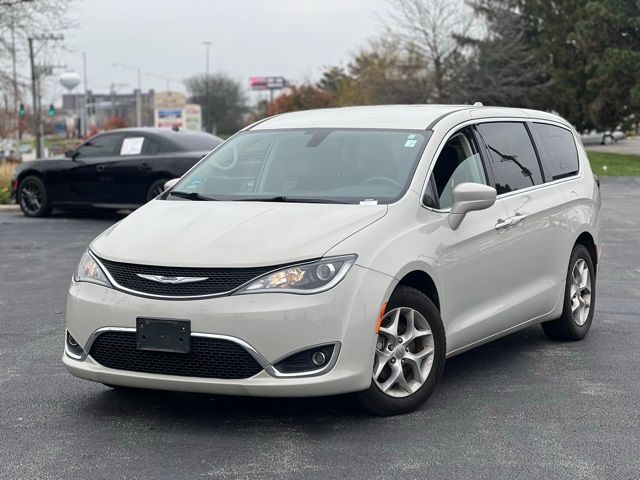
[531,123,580,181]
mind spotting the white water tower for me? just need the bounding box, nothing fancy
[59,71,83,137]
[59,71,81,92]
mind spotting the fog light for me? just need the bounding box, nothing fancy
[272,343,336,374]
[66,331,85,358]
[311,351,326,366]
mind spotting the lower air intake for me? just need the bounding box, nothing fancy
[90,332,263,380]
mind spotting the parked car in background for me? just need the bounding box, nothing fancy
[63,105,601,415]
[11,128,222,217]
[580,128,625,145]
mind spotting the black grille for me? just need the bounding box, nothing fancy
[90,332,263,379]
[97,257,279,297]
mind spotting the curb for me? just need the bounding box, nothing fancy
[0,204,20,212]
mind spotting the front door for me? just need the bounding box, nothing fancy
[423,127,518,353]
[65,133,124,205]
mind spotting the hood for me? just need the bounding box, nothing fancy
[91,199,387,267]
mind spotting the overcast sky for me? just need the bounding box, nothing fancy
[47,0,390,104]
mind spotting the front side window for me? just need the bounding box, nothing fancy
[77,134,122,158]
[476,122,543,194]
[531,123,579,180]
[426,130,487,209]
[170,129,431,204]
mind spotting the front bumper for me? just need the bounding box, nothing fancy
[64,264,395,397]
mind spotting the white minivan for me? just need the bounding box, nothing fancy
[64,105,601,415]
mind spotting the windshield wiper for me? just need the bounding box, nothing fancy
[233,196,349,204]
[168,190,219,201]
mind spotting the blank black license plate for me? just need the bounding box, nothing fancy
[136,318,191,353]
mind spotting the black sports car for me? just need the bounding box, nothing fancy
[12,128,223,217]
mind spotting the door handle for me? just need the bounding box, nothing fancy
[509,213,529,226]
[495,219,511,230]
[96,165,106,172]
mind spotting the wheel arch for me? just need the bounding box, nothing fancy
[395,269,441,312]
[16,168,45,184]
[574,231,598,272]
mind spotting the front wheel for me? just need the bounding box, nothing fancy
[18,175,52,217]
[355,286,446,416]
[602,135,615,145]
[542,244,596,341]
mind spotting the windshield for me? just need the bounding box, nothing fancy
[170,128,431,204]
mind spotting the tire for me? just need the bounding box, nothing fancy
[542,244,596,341]
[146,178,169,202]
[602,135,615,145]
[355,286,446,416]
[17,175,52,217]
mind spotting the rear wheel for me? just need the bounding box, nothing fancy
[18,175,51,217]
[542,245,595,341]
[602,135,615,145]
[146,178,169,202]
[356,286,446,416]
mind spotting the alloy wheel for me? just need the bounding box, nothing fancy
[20,180,43,215]
[570,258,592,326]
[373,307,435,398]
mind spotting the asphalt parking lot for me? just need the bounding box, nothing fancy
[1,177,639,480]
[585,136,640,155]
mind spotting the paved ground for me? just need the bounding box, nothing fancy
[585,136,640,155]
[1,178,639,480]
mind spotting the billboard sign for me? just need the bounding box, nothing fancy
[249,76,288,90]
[184,104,202,131]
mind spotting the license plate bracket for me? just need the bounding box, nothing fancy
[136,318,191,353]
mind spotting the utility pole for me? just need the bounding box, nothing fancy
[27,33,63,158]
[28,37,42,158]
[10,19,20,139]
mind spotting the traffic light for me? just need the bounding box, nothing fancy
[47,104,56,117]
[18,103,25,116]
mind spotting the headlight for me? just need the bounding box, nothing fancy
[237,255,357,294]
[73,251,112,288]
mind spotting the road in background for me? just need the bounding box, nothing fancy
[1,178,639,479]
[585,136,640,155]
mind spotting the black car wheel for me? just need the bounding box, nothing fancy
[542,244,596,341]
[18,175,52,217]
[147,179,169,202]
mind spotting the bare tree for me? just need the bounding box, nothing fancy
[0,0,74,135]
[382,0,477,102]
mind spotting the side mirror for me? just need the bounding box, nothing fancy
[448,183,497,230]
[64,149,77,159]
[164,178,180,191]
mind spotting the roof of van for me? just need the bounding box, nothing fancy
[251,105,569,131]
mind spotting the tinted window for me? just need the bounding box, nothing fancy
[531,123,579,180]
[77,134,122,158]
[426,130,487,209]
[167,132,222,151]
[476,122,543,194]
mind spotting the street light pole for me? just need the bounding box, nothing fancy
[113,63,143,127]
[203,41,213,133]
[81,51,88,135]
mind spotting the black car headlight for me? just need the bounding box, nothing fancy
[236,255,357,294]
[73,251,112,288]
